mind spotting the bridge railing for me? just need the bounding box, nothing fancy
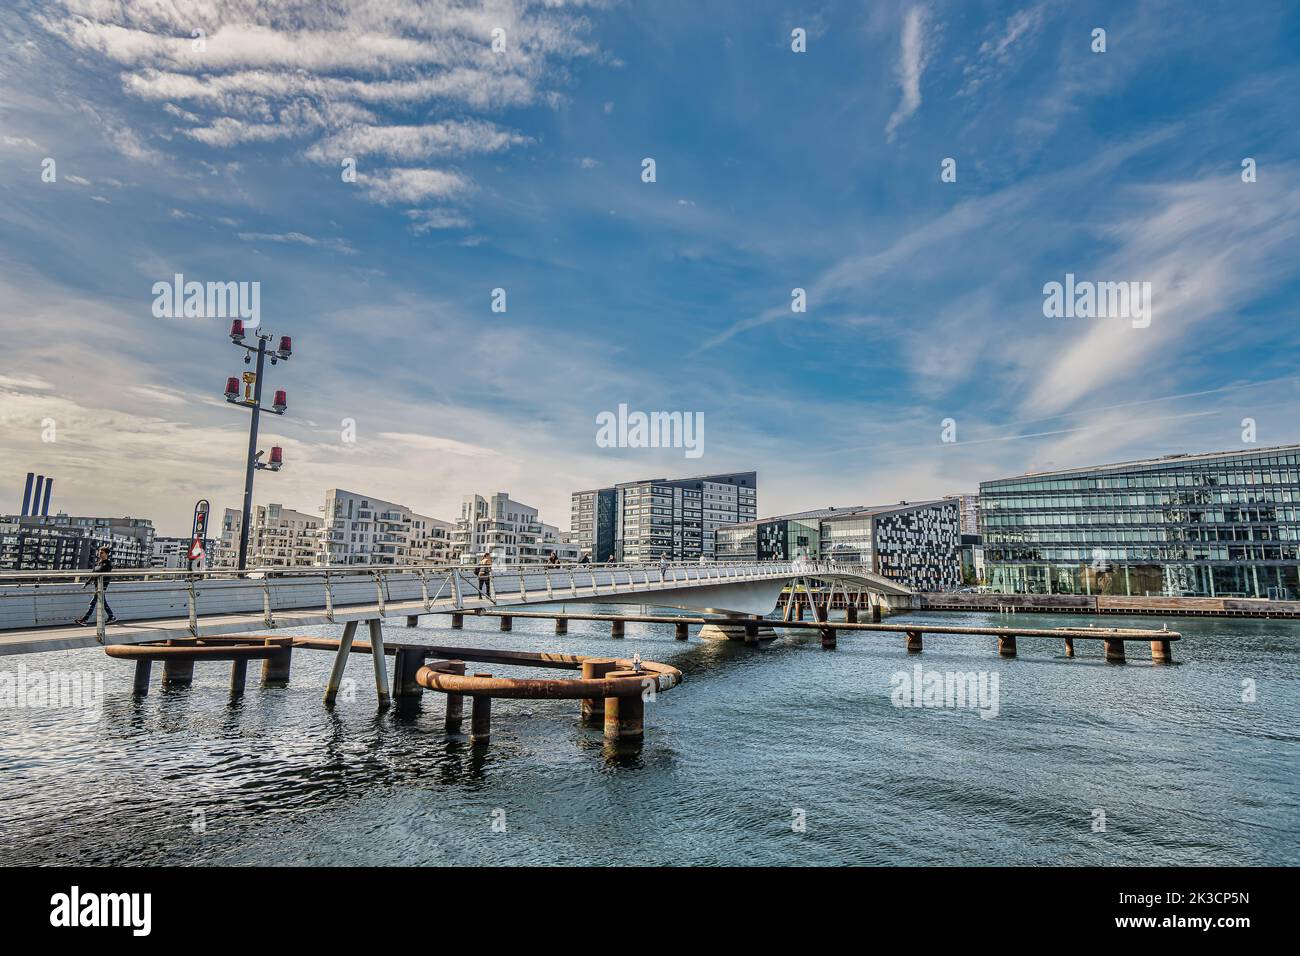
[0,560,868,639]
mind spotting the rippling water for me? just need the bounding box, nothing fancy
[1,607,1296,866]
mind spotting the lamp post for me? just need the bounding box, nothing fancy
[225,321,292,571]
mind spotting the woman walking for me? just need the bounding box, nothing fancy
[475,552,494,598]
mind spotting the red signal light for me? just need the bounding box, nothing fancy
[277,335,292,359]
[225,376,239,400]
[269,446,283,465]
[273,389,287,413]
[230,319,245,342]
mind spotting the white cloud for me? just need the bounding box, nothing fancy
[959,3,1046,97]
[885,6,930,142]
[359,167,473,204]
[237,231,357,254]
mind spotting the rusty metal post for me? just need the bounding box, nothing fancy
[1150,639,1172,664]
[744,621,759,645]
[500,615,512,631]
[1064,637,1075,658]
[581,658,618,725]
[393,647,425,707]
[675,621,689,640]
[471,675,492,742]
[555,617,568,634]
[998,635,1017,658]
[230,658,248,698]
[323,620,358,706]
[162,658,194,688]
[611,619,625,638]
[367,619,391,709]
[261,641,292,687]
[406,615,418,627]
[906,631,923,653]
[819,626,836,650]
[132,659,152,697]
[603,671,644,741]
[444,660,466,732]
[1105,638,1126,663]
[846,604,858,623]
[451,612,463,629]
[872,600,883,623]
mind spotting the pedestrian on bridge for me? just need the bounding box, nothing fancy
[75,547,117,626]
[476,552,494,598]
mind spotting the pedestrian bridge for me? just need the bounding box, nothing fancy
[0,560,912,657]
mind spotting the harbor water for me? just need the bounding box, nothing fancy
[1,608,1296,866]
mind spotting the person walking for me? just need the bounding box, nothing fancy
[579,553,590,565]
[475,552,494,598]
[547,552,559,566]
[75,547,117,626]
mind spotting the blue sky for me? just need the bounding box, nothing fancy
[1,0,1298,536]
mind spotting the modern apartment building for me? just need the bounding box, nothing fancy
[317,489,453,566]
[945,493,980,536]
[818,500,962,592]
[573,471,757,561]
[980,445,1300,598]
[0,513,156,571]
[453,492,547,563]
[569,487,618,562]
[151,535,217,570]
[716,506,862,561]
[215,504,320,568]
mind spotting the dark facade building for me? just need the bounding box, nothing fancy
[818,500,962,592]
[979,445,1300,598]
[572,472,758,561]
[0,514,156,571]
[569,487,618,562]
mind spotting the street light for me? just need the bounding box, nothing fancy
[224,320,292,571]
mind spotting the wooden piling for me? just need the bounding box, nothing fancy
[1104,638,1126,663]
[471,675,492,742]
[393,647,425,707]
[581,658,618,725]
[162,658,194,687]
[323,620,359,706]
[603,670,644,741]
[132,659,152,696]
[443,660,466,732]
[998,635,1017,658]
[261,642,292,687]
[906,631,922,654]
[229,658,248,698]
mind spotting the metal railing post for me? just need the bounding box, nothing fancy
[451,568,463,609]
[94,575,106,644]
[419,569,430,610]
[188,575,198,636]
[262,575,275,628]
[375,571,387,617]
[324,569,335,622]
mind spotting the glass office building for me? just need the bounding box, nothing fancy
[980,445,1300,598]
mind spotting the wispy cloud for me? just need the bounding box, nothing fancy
[885,5,930,142]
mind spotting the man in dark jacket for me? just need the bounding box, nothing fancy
[75,547,117,626]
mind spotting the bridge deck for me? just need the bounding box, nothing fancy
[0,561,907,657]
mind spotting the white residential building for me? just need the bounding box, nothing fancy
[454,492,571,564]
[317,488,454,566]
[214,504,320,568]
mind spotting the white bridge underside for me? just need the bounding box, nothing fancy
[0,562,910,657]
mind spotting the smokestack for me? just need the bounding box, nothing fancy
[41,478,53,517]
[20,472,34,516]
[31,476,44,518]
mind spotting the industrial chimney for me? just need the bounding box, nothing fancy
[20,472,34,516]
[31,476,44,518]
[41,478,53,517]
